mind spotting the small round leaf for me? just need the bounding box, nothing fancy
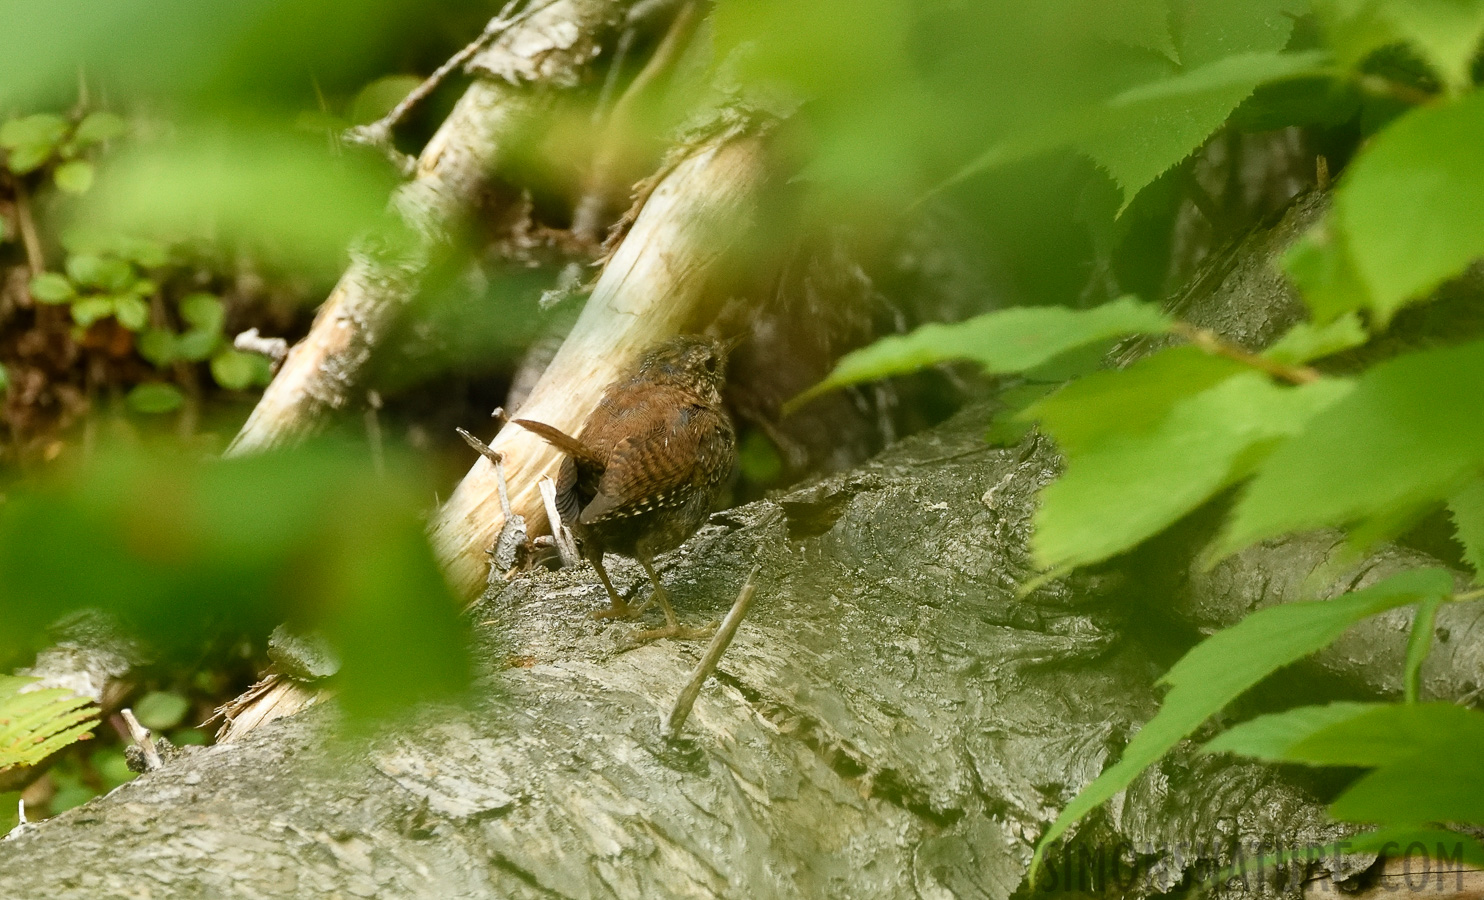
[176,328,219,362]
[69,296,115,327]
[0,113,68,150]
[53,160,94,194]
[133,691,190,730]
[137,329,178,367]
[179,293,224,333]
[210,348,258,390]
[114,295,149,331]
[126,383,184,414]
[28,272,76,304]
[73,112,128,146]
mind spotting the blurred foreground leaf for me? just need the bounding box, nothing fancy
[0,676,98,773]
[0,443,471,723]
[1031,567,1455,875]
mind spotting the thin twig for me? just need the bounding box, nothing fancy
[663,567,759,740]
[12,179,45,278]
[1172,321,1321,385]
[456,427,512,517]
[343,0,537,173]
[120,708,162,772]
[538,475,581,567]
[233,328,289,372]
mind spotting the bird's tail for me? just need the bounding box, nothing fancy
[511,418,604,468]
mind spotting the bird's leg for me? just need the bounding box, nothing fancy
[630,552,715,642]
[588,554,640,620]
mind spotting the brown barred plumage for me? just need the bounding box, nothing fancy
[511,335,737,639]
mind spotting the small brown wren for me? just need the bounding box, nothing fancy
[513,335,737,640]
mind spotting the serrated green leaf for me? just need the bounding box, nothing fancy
[1448,477,1484,583]
[1282,215,1373,323]
[1219,340,1484,557]
[1030,566,1454,875]
[0,677,98,772]
[53,159,94,194]
[133,691,189,730]
[793,297,1172,409]
[28,272,76,304]
[1033,373,1352,572]
[0,113,67,151]
[73,111,127,146]
[69,296,115,328]
[1263,312,1368,364]
[1177,0,1298,68]
[939,51,1328,204]
[113,294,148,331]
[137,329,177,367]
[1080,0,1177,59]
[1318,0,1484,92]
[1204,701,1383,759]
[178,292,225,333]
[126,382,184,414]
[210,349,259,391]
[1021,346,1248,455]
[66,254,133,291]
[1335,92,1484,325]
[1403,593,1442,703]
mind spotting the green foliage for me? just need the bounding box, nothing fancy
[1448,478,1484,582]
[1031,568,1454,871]
[0,443,472,723]
[1031,372,1352,574]
[0,676,98,773]
[125,383,185,414]
[1315,0,1484,92]
[1327,93,1484,324]
[1219,339,1484,556]
[792,297,1170,409]
[133,691,190,731]
[1262,313,1370,364]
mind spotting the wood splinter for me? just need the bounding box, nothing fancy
[662,566,759,740]
[120,708,162,772]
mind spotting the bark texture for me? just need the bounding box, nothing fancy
[227,0,633,456]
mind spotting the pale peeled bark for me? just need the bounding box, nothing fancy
[226,0,630,456]
[429,132,772,598]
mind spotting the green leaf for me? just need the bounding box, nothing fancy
[0,363,8,395]
[1204,701,1383,759]
[28,272,76,304]
[1176,0,1299,68]
[1030,567,1455,875]
[1282,215,1373,323]
[1032,373,1352,572]
[1448,477,1484,583]
[1263,312,1368,365]
[0,114,68,151]
[1334,92,1484,325]
[1403,593,1443,703]
[72,111,127,146]
[5,142,54,175]
[792,297,1172,409]
[176,328,220,363]
[211,349,260,391]
[66,254,134,291]
[137,329,177,367]
[1021,346,1248,455]
[944,50,1329,206]
[53,159,94,194]
[349,74,422,125]
[1219,340,1484,557]
[132,691,189,730]
[126,382,184,414]
[69,297,115,328]
[178,292,225,333]
[0,676,98,772]
[113,294,149,331]
[1346,827,1484,868]
[1082,51,1323,207]
[1287,700,1484,766]
[1317,0,1484,92]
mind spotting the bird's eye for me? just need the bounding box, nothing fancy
[703,353,718,373]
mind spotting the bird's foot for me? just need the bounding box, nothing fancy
[591,599,643,621]
[627,620,718,644]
